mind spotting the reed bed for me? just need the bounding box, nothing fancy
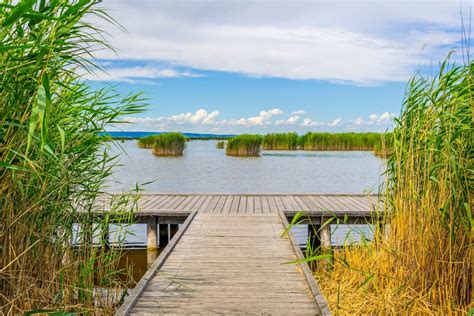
[137,135,158,148]
[152,133,186,156]
[216,141,225,149]
[312,56,473,314]
[262,132,298,150]
[298,132,384,151]
[226,134,263,157]
[1,1,145,314]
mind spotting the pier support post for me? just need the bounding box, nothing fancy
[147,217,159,267]
[320,222,333,269]
[147,217,158,250]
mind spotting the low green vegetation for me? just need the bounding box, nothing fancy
[262,132,389,156]
[137,134,158,148]
[263,132,298,150]
[1,0,145,313]
[216,141,225,149]
[298,132,384,151]
[152,133,186,156]
[226,134,263,157]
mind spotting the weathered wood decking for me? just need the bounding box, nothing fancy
[98,193,379,224]
[117,210,331,315]
[110,194,378,315]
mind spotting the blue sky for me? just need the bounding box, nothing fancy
[87,0,472,134]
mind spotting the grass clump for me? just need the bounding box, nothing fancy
[262,132,298,150]
[298,132,384,151]
[0,0,145,313]
[313,56,473,314]
[137,135,158,148]
[152,133,186,156]
[216,141,225,149]
[226,134,263,157]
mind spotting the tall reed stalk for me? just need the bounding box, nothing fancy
[312,56,473,314]
[152,132,186,156]
[1,1,145,314]
[226,134,263,157]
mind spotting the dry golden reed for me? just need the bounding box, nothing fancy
[313,57,473,315]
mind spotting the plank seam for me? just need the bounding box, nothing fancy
[277,209,332,316]
[116,210,198,316]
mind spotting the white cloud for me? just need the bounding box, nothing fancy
[368,112,396,124]
[91,1,469,84]
[354,117,365,125]
[328,118,342,127]
[226,108,283,126]
[301,118,319,127]
[275,115,299,125]
[116,109,397,133]
[125,108,220,128]
[82,66,203,83]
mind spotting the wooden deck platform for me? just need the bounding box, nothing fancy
[102,193,379,315]
[97,193,379,224]
[117,209,331,315]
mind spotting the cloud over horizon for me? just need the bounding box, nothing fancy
[91,0,469,85]
[115,108,395,133]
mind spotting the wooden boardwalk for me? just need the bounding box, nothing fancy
[105,194,378,315]
[98,193,378,223]
[117,209,331,315]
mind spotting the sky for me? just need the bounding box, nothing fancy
[86,0,472,134]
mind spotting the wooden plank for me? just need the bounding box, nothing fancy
[206,195,220,214]
[125,210,329,315]
[176,195,198,211]
[116,210,198,315]
[276,209,331,315]
[213,195,226,214]
[254,196,262,213]
[273,196,287,212]
[229,195,240,214]
[246,196,254,214]
[294,195,311,212]
[221,195,233,214]
[189,195,207,212]
[197,195,213,213]
[238,196,247,214]
[261,196,270,214]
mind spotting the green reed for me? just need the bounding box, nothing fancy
[152,133,186,156]
[216,141,225,149]
[0,0,145,313]
[262,132,298,150]
[309,55,473,314]
[226,134,263,157]
[137,135,158,148]
[298,132,384,151]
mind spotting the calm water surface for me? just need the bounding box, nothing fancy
[107,140,383,193]
[107,140,383,280]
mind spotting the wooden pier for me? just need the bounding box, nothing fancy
[95,194,378,315]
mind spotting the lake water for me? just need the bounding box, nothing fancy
[104,140,383,250]
[107,140,384,193]
[100,139,385,282]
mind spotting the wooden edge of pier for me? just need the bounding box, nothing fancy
[102,192,381,197]
[115,210,198,315]
[277,209,332,316]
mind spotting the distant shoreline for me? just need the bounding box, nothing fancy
[103,131,235,140]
